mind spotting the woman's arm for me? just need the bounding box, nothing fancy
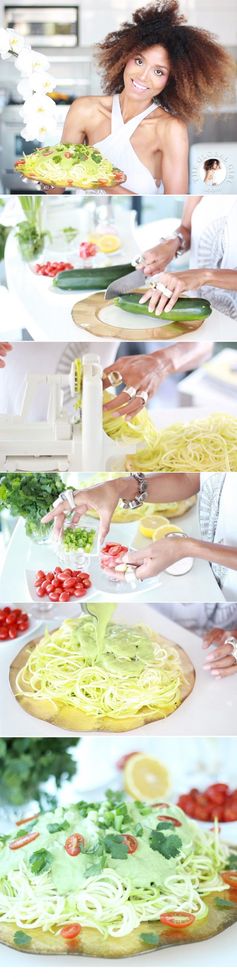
[125,535,237,580]
[0,343,12,368]
[102,343,213,417]
[42,473,200,542]
[140,268,237,315]
[161,118,189,194]
[61,97,89,143]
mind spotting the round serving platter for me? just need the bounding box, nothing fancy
[71,292,204,340]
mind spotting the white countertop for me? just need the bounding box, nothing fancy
[0,501,223,605]
[0,605,234,738]
[4,227,237,343]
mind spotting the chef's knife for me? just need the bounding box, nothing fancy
[105,263,146,300]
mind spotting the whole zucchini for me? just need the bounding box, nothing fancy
[114,293,212,321]
[52,264,134,291]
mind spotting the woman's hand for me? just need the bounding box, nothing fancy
[103,353,169,417]
[123,536,188,581]
[41,479,124,543]
[0,343,12,368]
[139,268,208,316]
[137,239,179,276]
[203,629,237,678]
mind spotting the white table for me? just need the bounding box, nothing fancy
[0,499,223,606]
[0,606,234,738]
[5,226,237,342]
[178,347,237,408]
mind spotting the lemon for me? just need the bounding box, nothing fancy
[97,234,121,253]
[139,515,170,539]
[152,522,183,541]
[124,753,170,802]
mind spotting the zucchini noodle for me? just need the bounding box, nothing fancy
[0,801,229,939]
[15,615,185,721]
[125,414,237,473]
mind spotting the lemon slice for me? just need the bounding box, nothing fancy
[139,515,170,539]
[153,522,183,541]
[97,233,121,253]
[124,753,170,802]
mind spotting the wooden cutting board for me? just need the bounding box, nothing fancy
[9,629,195,732]
[71,292,204,340]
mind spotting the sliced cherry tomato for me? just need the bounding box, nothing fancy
[16,813,40,826]
[221,871,237,889]
[60,924,82,940]
[64,833,85,856]
[122,834,138,854]
[160,912,196,929]
[156,815,182,827]
[9,831,40,850]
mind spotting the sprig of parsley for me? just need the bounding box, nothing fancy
[149,829,182,860]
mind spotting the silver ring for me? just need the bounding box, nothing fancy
[104,370,123,386]
[133,255,145,267]
[224,636,237,662]
[137,389,148,404]
[123,386,137,399]
[149,281,173,299]
[53,490,76,512]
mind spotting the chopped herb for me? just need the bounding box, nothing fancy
[134,823,144,838]
[47,821,70,834]
[149,830,182,860]
[226,853,237,870]
[215,897,237,910]
[14,931,32,947]
[29,848,53,875]
[156,820,180,832]
[104,833,129,860]
[140,933,160,946]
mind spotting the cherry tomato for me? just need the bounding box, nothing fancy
[206,784,229,803]
[8,626,18,639]
[60,924,82,940]
[9,831,40,850]
[221,871,237,889]
[160,912,196,929]
[0,628,9,640]
[122,834,138,854]
[64,834,85,856]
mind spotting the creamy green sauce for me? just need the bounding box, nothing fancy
[0,802,198,894]
[64,605,157,677]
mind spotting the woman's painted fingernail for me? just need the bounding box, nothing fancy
[212,670,221,676]
[155,309,161,316]
[203,664,211,670]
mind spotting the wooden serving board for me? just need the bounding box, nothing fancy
[0,878,237,958]
[71,292,204,340]
[9,630,195,733]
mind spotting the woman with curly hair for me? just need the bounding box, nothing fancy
[62,0,235,195]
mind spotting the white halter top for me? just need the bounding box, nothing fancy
[94,94,163,195]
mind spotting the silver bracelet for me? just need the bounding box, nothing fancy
[120,473,148,510]
[160,232,187,257]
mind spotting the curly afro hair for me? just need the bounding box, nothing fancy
[96,0,235,126]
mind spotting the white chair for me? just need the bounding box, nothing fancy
[189,143,237,193]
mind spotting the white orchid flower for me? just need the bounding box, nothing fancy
[7,29,27,55]
[15,48,50,76]
[0,28,11,59]
[21,117,57,142]
[30,71,55,94]
[17,78,33,100]
[19,93,57,122]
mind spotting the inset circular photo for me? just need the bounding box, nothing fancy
[201,157,226,187]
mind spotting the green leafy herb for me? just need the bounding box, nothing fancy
[156,820,180,832]
[104,833,129,860]
[134,823,144,837]
[226,853,237,870]
[0,738,79,808]
[215,897,237,910]
[140,932,160,946]
[29,848,53,875]
[14,931,32,947]
[149,829,182,860]
[47,820,70,834]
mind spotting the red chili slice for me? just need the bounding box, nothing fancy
[64,833,85,856]
[160,911,196,929]
[122,834,138,854]
[60,923,82,940]
[9,831,40,850]
[16,813,40,826]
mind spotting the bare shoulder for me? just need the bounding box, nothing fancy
[67,95,111,121]
[161,114,188,147]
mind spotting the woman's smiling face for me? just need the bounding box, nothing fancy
[124,45,171,102]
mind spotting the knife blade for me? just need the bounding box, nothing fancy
[105,266,146,300]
